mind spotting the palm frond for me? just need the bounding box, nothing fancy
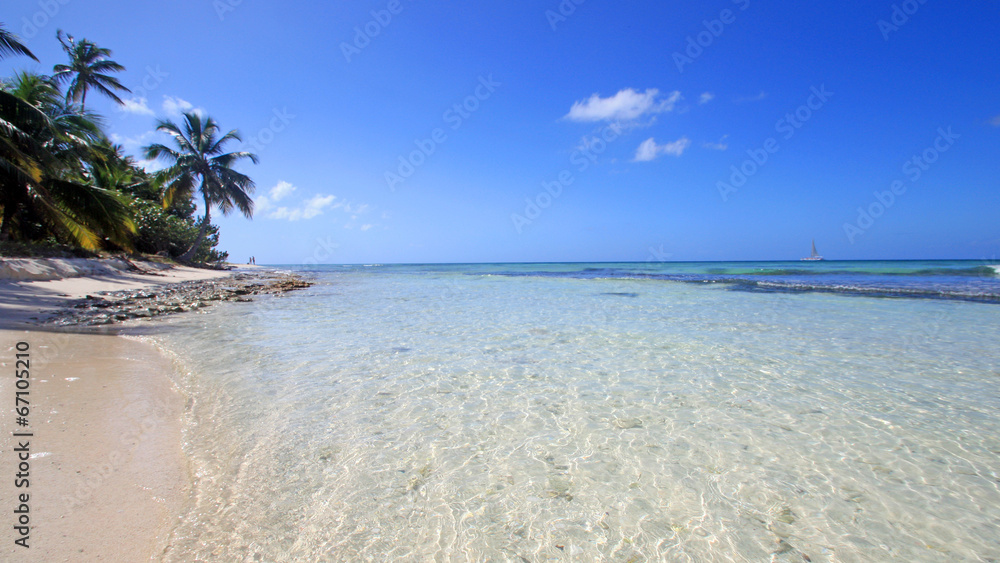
[160,170,195,210]
[42,178,136,250]
[0,25,38,61]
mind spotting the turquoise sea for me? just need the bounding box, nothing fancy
[148,260,1000,561]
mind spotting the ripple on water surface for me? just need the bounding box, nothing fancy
[157,270,1000,561]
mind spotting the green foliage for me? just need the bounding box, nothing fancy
[144,111,257,262]
[194,228,228,264]
[129,198,194,255]
[0,88,137,251]
[0,25,245,264]
[128,199,227,263]
[0,239,98,258]
[52,30,130,110]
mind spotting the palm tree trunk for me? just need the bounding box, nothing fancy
[179,200,211,262]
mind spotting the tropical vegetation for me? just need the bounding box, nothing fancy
[0,25,255,263]
[145,112,257,262]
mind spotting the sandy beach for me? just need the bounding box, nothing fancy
[0,258,236,329]
[0,258,239,561]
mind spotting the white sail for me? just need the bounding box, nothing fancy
[802,240,824,261]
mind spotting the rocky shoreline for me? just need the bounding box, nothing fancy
[43,270,313,327]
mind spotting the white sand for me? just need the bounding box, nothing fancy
[0,258,234,329]
[0,331,188,562]
[0,258,237,561]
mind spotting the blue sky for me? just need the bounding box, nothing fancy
[3,0,999,263]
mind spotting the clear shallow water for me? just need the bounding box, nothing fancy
[153,262,1000,561]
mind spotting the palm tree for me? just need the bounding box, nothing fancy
[4,71,60,107]
[52,30,130,111]
[0,85,136,249]
[0,27,134,249]
[0,24,37,61]
[144,111,258,262]
[90,141,158,200]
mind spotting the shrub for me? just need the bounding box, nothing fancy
[129,199,227,263]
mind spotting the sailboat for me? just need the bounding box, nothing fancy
[801,240,824,261]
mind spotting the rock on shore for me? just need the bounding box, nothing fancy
[44,272,313,326]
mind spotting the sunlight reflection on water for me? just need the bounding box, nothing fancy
[157,268,1000,562]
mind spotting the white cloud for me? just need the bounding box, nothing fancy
[699,92,715,105]
[162,96,205,118]
[565,88,680,122]
[633,137,691,162]
[634,138,660,162]
[110,130,157,153]
[162,96,192,115]
[268,180,297,201]
[259,183,372,223]
[360,224,373,231]
[702,134,729,151]
[302,194,336,219]
[268,207,300,221]
[735,91,768,104]
[256,181,299,212]
[119,97,154,116]
[135,158,165,173]
[262,189,341,221]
